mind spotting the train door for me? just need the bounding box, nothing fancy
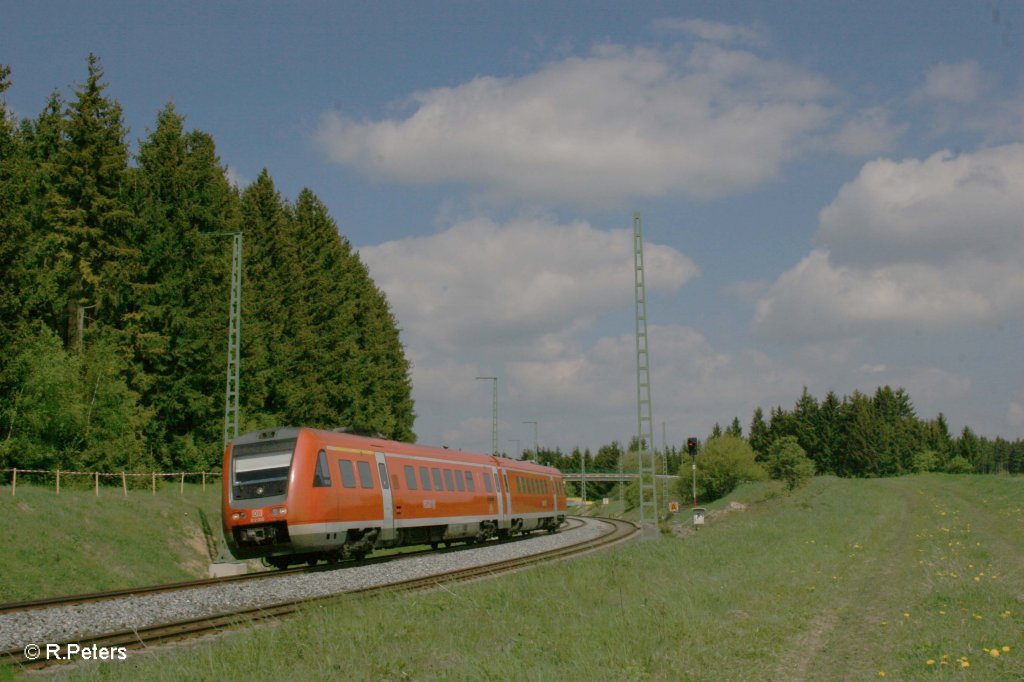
[490,465,506,528]
[375,453,396,542]
[549,475,557,512]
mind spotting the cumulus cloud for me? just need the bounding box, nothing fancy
[830,106,906,156]
[755,144,1024,340]
[315,41,832,206]
[915,61,989,103]
[652,18,767,47]
[359,216,698,355]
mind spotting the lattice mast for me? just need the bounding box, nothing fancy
[223,232,243,449]
[633,212,658,530]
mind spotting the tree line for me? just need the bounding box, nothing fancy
[0,57,415,474]
[523,384,1022,504]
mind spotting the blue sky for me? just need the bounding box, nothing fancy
[4,1,1023,455]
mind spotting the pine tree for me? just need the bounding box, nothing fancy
[748,406,770,460]
[131,103,240,466]
[44,55,139,348]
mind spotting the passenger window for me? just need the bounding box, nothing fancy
[432,468,443,491]
[405,465,418,490]
[419,466,432,491]
[357,461,374,489]
[313,450,332,487]
[444,469,455,491]
[378,462,390,489]
[339,459,356,488]
[483,472,493,492]
[454,470,464,491]
[465,471,475,492]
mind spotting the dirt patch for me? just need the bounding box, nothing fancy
[175,526,213,578]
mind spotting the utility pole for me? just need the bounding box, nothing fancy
[633,211,657,534]
[522,420,539,459]
[476,376,498,454]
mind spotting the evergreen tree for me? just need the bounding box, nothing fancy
[131,103,239,465]
[726,416,743,438]
[44,55,139,349]
[748,406,770,460]
[816,390,843,475]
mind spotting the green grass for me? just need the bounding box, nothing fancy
[0,482,222,602]
[35,474,1021,681]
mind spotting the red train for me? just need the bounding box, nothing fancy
[222,427,567,567]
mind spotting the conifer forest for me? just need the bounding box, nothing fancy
[0,57,414,474]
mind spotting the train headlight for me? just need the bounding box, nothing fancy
[270,507,287,516]
[231,511,246,521]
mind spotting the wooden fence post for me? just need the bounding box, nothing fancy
[180,472,185,494]
[202,471,206,492]
[94,471,99,497]
[121,471,127,497]
[11,468,16,497]
[152,471,156,495]
[56,468,60,495]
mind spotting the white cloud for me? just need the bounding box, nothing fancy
[1008,402,1024,428]
[316,41,832,206]
[755,145,1024,340]
[360,216,696,354]
[830,106,906,156]
[915,61,989,103]
[652,18,767,47]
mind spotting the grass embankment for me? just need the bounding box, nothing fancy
[0,483,222,602]
[49,474,1021,681]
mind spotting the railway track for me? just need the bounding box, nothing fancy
[0,516,585,617]
[2,516,635,671]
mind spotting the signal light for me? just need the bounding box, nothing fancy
[686,437,698,457]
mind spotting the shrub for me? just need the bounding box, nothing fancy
[910,449,939,473]
[678,434,766,502]
[945,455,973,474]
[766,436,816,491]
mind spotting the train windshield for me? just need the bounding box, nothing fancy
[231,437,296,501]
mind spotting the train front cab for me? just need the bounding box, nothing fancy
[222,428,300,560]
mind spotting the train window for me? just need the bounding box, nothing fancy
[444,469,455,491]
[357,461,374,489]
[378,462,390,489]
[432,468,443,491]
[313,450,332,487]
[465,471,475,492]
[454,469,464,491]
[339,459,356,488]
[483,472,493,492]
[405,465,418,490]
[419,466,432,491]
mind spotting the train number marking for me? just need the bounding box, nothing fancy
[251,509,264,519]
[423,499,436,509]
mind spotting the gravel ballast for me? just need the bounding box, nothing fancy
[1,517,609,652]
